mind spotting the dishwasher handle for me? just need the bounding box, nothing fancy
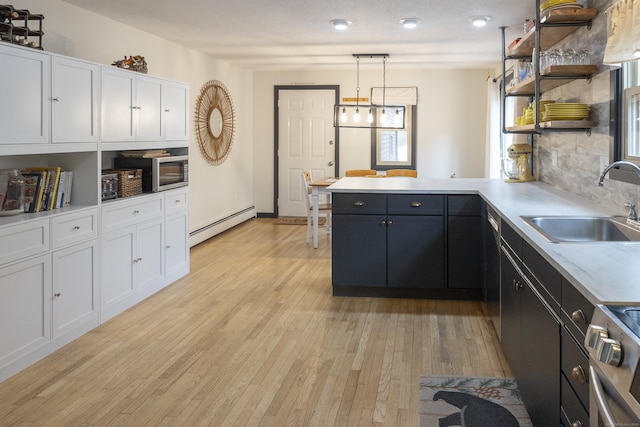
[488,213,499,233]
[590,365,618,427]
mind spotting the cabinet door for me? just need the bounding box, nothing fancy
[51,57,99,143]
[0,45,50,144]
[101,227,135,308]
[52,240,97,337]
[519,280,560,427]
[500,247,522,379]
[447,215,483,289]
[163,81,189,141]
[387,215,444,288]
[135,75,163,141]
[136,219,164,289]
[0,254,51,366]
[165,212,189,278]
[332,214,387,287]
[101,67,135,142]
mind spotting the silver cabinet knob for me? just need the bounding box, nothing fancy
[410,201,422,208]
[571,421,583,427]
[597,337,623,366]
[354,201,364,207]
[585,325,608,349]
[571,365,586,383]
[571,309,586,324]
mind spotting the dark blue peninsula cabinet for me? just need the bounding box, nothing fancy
[331,192,484,299]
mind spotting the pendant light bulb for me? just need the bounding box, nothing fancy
[367,108,373,123]
[340,107,347,123]
[353,107,360,123]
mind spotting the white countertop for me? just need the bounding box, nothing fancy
[328,177,640,306]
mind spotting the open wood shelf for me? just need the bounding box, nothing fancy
[506,64,598,95]
[506,120,597,132]
[507,8,598,57]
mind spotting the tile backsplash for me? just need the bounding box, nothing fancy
[534,0,640,215]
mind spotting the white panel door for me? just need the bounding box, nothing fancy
[277,89,336,217]
[101,68,135,142]
[0,44,50,144]
[51,57,99,143]
[135,76,163,141]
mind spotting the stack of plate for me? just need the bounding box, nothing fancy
[540,0,583,12]
[543,102,590,121]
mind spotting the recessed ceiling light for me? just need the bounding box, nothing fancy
[331,19,352,30]
[399,18,419,29]
[469,16,492,27]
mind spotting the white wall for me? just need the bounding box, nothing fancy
[253,68,490,214]
[20,0,255,244]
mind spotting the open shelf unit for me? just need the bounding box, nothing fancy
[500,3,598,135]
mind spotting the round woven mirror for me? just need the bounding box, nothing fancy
[195,80,235,165]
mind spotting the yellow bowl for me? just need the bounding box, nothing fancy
[540,0,576,11]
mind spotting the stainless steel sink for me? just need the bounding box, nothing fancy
[520,215,640,243]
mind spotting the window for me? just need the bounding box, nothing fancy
[611,61,640,184]
[371,105,416,170]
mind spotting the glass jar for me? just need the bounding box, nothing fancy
[0,169,26,216]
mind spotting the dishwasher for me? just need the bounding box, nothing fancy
[484,204,501,338]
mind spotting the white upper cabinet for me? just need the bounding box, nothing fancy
[101,67,136,142]
[0,44,50,144]
[101,68,163,143]
[135,75,163,141]
[51,57,99,144]
[163,81,189,141]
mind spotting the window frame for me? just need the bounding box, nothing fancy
[610,63,640,185]
[370,105,417,170]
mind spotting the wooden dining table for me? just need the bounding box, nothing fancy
[309,176,339,249]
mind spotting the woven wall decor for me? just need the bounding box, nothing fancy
[195,80,236,165]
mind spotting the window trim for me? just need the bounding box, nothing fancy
[370,105,417,170]
[610,66,640,185]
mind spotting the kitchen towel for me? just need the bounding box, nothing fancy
[419,375,532,427]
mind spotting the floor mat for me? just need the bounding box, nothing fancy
[419,375,532,427]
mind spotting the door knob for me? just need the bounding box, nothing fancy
[328,161,334,166]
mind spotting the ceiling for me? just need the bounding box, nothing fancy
[63,0,534,71]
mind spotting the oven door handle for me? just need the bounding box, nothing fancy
[590,366,618,427]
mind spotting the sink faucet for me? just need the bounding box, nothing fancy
[597,160,640,186]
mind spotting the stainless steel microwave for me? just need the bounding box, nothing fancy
[114,155,188,192]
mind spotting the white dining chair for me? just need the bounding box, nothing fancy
[301,171,331,243]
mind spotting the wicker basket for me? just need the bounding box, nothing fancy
[102,169,142,198]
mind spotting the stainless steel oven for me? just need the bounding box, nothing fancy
[586,305,640,426]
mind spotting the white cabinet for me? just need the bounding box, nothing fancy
[52,239,98,338]
[51,57,99,144]
[136,219,164,289]
[0,254,51,368]
[101,68,163,143]
[0,43,189,382]
[163,81,189,141]
[0,44,50,144]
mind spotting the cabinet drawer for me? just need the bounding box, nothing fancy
[332,193,386,215]
[562,278,594,340]
[387,194,444,215]
[522,242,562,315]
[561,372,589,426]
[164,188,188,214]
[447,194,482,216]
[561,326,589,410]
[102,195,163,232]
[500,220,522,260]
[0,218,50,265]
[51,208,98,249]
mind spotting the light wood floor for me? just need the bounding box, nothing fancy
[0,218,511,426]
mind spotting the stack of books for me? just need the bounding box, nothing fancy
[22,167,73,213]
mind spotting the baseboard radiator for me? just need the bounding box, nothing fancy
[189,206,256,247]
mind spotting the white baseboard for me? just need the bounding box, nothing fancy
[189,207,256,247]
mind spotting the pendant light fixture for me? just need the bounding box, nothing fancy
[334,54,406,129]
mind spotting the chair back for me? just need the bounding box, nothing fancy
[346,169,377,177]
[301,171,313,209]
[386,169,417,177]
